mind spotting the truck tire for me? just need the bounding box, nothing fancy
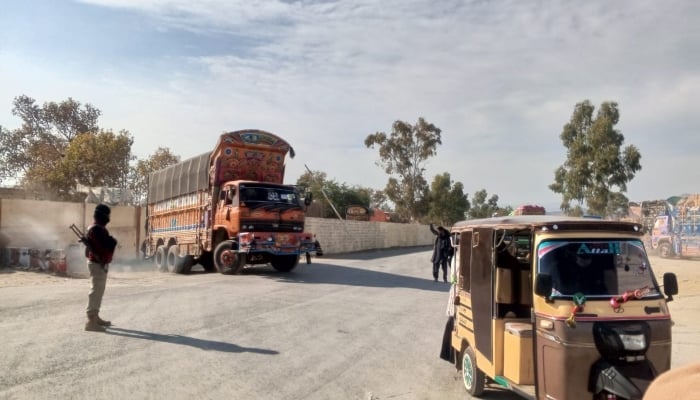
[659,243,673,258]
[167,246,186,274]
[271,255,299,272]
[213,240,246,275]
[155,245,168,272]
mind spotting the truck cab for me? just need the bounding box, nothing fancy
[212,181,314,272]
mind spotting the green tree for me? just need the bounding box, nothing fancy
[606,192,632,220]
[296,169,373,219]
[425,173,470,226]
[369,189,390,211]
[468,189,508,219]
[364,117,441,222]
[57,130,134,200]
[0,96,101,179]
[129,147,181,205]
[0,95,134,200]
[549,100,641,217]
[324,181,371,219]
[296,169,331,216]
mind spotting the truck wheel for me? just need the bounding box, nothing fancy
[659,243,673,258]
[271,255,299,272]
[167,246,186,274]
[462,346,485,396]
[214,241,245,275]
[155,245,168,272]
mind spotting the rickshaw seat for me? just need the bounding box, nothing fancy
[495,263,532,318]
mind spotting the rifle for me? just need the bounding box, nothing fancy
[69,223,102,263]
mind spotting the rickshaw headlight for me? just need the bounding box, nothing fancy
[619,333,646,351]
[594,322,651,363]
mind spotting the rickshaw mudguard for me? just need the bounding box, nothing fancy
[588,359,657,399]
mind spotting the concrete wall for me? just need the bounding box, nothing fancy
[0,199,434,267]
[304,217,434,254]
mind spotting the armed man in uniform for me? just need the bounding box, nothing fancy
[84,204,118,332]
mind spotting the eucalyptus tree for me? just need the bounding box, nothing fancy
[425,172,470,226]
[549,101,641,217]
[364,117,441,222]
[468,189,508,219]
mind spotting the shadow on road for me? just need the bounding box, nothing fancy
[272,265,450,293]
[248,262,451,294]
[105,327,279,355]
[324,246,432,260]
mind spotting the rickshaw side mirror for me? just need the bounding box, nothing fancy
[535,274,553,299]
[663,272,679,301]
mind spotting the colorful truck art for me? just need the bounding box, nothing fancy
[145,129,316,275]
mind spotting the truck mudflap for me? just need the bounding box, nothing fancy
[588,359,657,399]
[237,232,316,255]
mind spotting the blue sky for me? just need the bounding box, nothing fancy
[1,0,699,210]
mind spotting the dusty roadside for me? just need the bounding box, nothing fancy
[3,255,697,291]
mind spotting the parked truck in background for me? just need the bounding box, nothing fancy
[145,129,316,274]
[641,195,700,258]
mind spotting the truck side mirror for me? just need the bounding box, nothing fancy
[663,272,678,301]
[535,274,553,299]
[304,192,313,206]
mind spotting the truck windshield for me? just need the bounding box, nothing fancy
[239,184,302,208]
[537,239,661,299]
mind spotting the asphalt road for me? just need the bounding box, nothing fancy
[1,249,698,400]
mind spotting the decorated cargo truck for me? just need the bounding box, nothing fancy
[145,129,316,274]
[642,195,700,258]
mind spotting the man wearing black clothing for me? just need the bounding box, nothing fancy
[430,223,452,282]
[84,204,118,332]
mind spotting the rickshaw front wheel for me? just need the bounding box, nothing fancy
[462,346,485,396]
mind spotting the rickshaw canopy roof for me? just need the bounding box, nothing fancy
[451,215,643,234]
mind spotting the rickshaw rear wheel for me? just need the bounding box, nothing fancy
[462,346,485,396]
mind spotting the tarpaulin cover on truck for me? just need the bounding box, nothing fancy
[148,152,211,203]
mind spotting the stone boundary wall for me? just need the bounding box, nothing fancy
[304,217,434,255]
[0,199,434,268]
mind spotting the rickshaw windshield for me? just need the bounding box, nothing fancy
[537,239,662,299]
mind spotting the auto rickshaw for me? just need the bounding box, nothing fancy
[441,215,679,400]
